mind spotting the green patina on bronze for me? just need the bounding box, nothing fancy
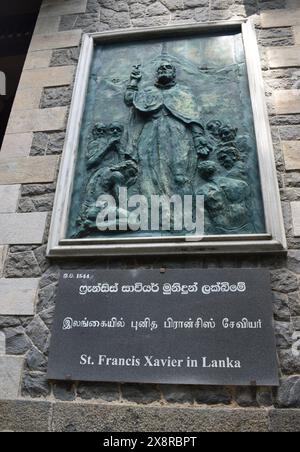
[68,31,266,238]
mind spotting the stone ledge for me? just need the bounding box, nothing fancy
[0,213,48,245]
[0,156,58,184]
[0,278,39,315]
[0,400,299,432]
[52,403,270,432]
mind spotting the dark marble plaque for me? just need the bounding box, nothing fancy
[47,269,279,386]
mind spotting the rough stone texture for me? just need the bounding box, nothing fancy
[0,185,20,213]
[5,249,42,278]
[51,403,270,432]
[21,184,56,198]
[273,292,291,321]
[4,327,31,355]
[77,382,120,402]
[17,187,55,218]
[288,291,300,316]
[279,125,300,141]
[40,86,73,109]
[0,400,51,432]
[52,382,76,401]
[122,384,161,404]
[25,316,50,355]
[194,386,232,405]
[0,357,24,399]
[276,376,300,407]
[26,346,48,372]
[18,193,55,213]
[278,349,300,376]
[271,269,299,293]
[269,409,300,432]
[50,48,80,67]
[36,279,58,313]
[288,250,300,273]
[1,399,298,432]
[60,13,101,33]
[101,8,131,29]
[7,245,49,278]
[256,387,274,407]
[161,385,195,404]
[275,321,293,348]
[22,372,51,398]
[0,316,21,328]
[31,132,66,156]
[234,387,258,408]
[39,306,55,330]
[259,27,294,48]
[0,278,39,316]
[286,173,300,188]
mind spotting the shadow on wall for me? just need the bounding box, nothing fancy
[0,0,43,148]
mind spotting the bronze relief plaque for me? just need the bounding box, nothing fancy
[67,30,266,241]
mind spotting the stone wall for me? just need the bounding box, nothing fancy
[0,0,300,432]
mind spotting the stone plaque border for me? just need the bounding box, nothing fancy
[47,20,287,257]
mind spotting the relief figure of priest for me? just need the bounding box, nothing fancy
[125,58,211,199]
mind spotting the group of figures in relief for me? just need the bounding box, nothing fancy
[74,53,257,238]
